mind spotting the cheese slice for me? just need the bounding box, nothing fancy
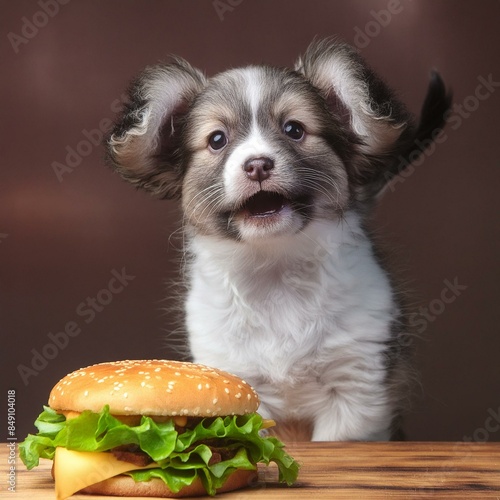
[54,447,158,500]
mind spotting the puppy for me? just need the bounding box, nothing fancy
[106,39,451,441]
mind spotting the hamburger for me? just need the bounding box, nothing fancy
[20,360,299,499]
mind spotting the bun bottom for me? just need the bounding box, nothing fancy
[80,468,258,497]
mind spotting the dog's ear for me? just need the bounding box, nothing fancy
[296,38,451,199]
[106,58,207,199]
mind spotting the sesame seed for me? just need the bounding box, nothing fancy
[123,392,128,398]
[213,398,218,405]
[154,367,161,372]
[114,386,120,391]
[174,372,181,376]
[141,381,146,387]
[224,388,230,394]
[84,390,89,397]
[235,393,242,399]
[197,384,203,390]
[205,383,210,389]
[145,375,151,379]
[247,394,251,400]
[223,380,230,384]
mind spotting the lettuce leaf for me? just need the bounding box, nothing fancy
[127,447,256,494]
[19,406,299,496]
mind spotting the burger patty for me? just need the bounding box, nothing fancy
[206,446,237,465]
[111,445,153,467]
[111,441,239,467]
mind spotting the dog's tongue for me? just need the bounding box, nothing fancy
[244,191,285,216]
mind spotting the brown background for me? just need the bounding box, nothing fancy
[1,0,499,442]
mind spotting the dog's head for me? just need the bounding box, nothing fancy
[106,39,450,242]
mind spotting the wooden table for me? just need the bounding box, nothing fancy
[4,441,500,499]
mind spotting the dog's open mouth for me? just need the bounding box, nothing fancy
[241,191,287,217]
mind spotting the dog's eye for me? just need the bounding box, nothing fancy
[284,121,304,141]
[208,131,227,151]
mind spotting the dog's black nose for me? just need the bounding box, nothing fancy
[243,157,274,183]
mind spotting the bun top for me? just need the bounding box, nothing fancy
[49,360,260,417]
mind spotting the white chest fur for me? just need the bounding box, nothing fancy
[186,211,398,440]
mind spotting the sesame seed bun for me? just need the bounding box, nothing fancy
[49,360,260,417]
[81,468,258,497]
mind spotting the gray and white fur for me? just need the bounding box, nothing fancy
[106,39,451,441]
